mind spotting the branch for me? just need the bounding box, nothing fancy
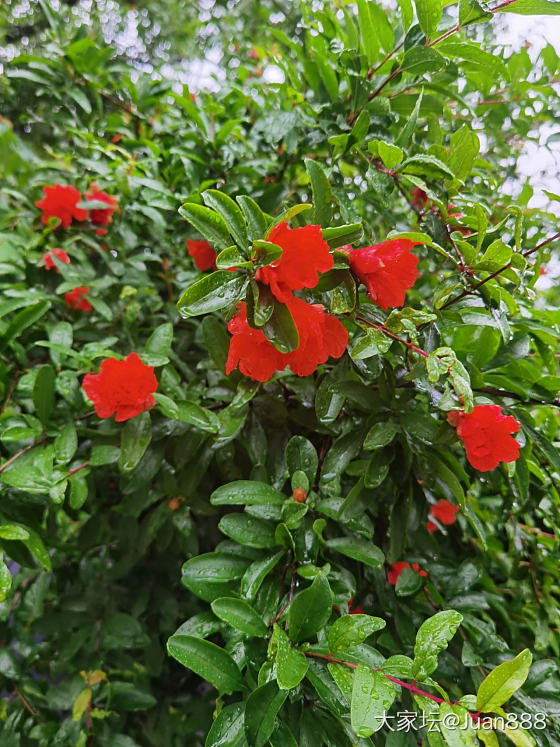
[440,230,560,310]
[305,651,480,720]
[356,317,429,358]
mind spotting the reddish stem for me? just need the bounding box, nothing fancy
[305,651,480,721]
[357,317,429,358]
[68,461,90,476]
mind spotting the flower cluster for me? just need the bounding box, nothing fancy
[82,353,158,422]
[343,239,419,310]
[388,562,427,586]
[226,222,348,382]
[36,183,118,233]
[448,405,521,472]
[427,499,459,533]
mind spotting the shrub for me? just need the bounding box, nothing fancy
[0,0,559,745]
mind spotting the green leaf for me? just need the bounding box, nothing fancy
[0,524,30,540]
[181,553,248,602]
[211,597,268,637]
[305,159,332,227]
[202,316,229,371]
[202,190,249,251]
[448,124,480,182]
[459,0,493,24]
[119,411,151,472]
[413,610,463,678]
[476,649,532,712]
[0,552,11,602]
[328,614,386,652]
[326,536,384,568]
[241,551,285,600]
[495,0,560,13]
[244,681,288,747]
[286,436,318,485]
[395,90,423,147]
[144,322,173,363]
[377,141,404,169]
[261,299,300,354]
[23,527,51,570]
[89,445,120,466]
[218,513,277,549]
[288,573,333,642]
[351,329,393,359]
[179,202,232,250]
[398,154,455,179]
[475,239,512,270]
[237,195,270,241]
[414,0,443,37]
[322,223,363,248]
[402,47,446,76]
[205,702,245,747]
[176,271,248,317]
[351,664,396,738]
[69,473,88,510]
[33,364,55,426]
[54,423,78,463]
[211,481,286,506]
[253,240,282,268]
[271,624,309,689]
[439,703,478,745]
[364,422,400,450]
[357,0,379,66]
[167,635,243,694]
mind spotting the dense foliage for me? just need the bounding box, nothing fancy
[1,0,560,745]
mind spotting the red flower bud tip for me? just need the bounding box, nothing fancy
[43,248,71,272]
[249,48,259,60]
[65,286,93,312]
[449,404,521,472]
[112,134,123,143]
[187,239,217,271]
[82,352,158,422]
[292,488,307,503]
[189,92,196,102]
[388,561,427,586]
[35,184,88,229]
[539,265,546,276]
[85,183,118,228]
[347,239,419,310]
[255,222,333,302]
[427,499,459,533]
[411,187,428,208]
[168,498,181,511]
[226,298,348,382]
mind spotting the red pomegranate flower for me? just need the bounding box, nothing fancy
[65,286,92,312]
[35,185,88,229]
[85,184,118,229]
[187,239,217,271]
[448,405,521,472]
[411,187,428,208]
[388,562,428,586]
[345,239,419,310]
[43,248,71,272]
[225,297,348,382]
[255,222,333,302]
[427,499,459,533]
[82,352,158,422]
